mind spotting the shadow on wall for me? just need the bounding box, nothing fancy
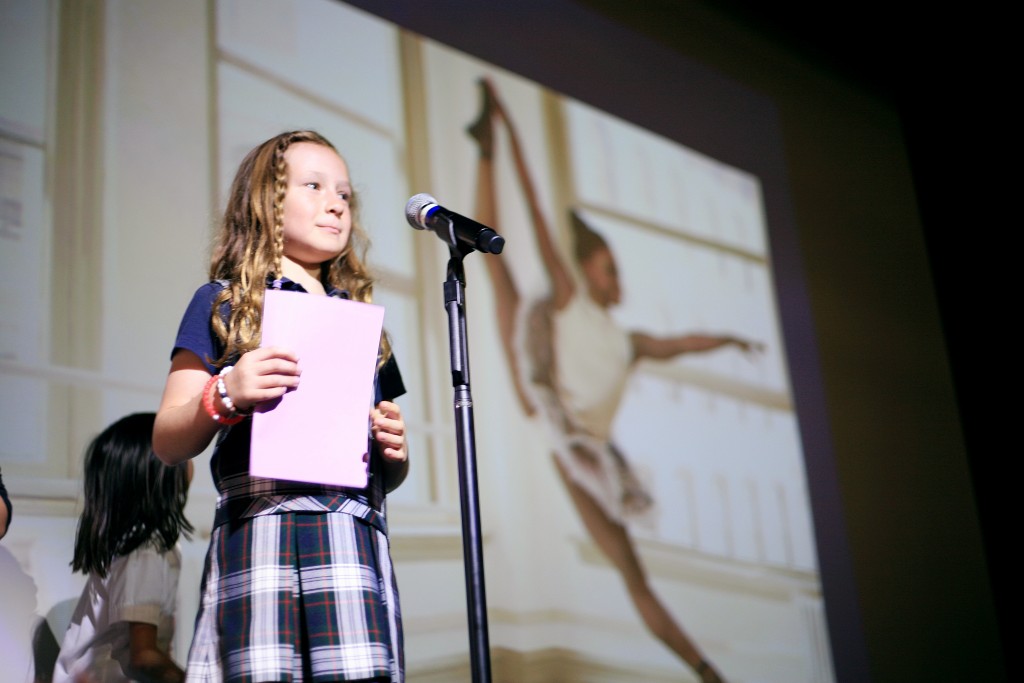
[33,598,78,683]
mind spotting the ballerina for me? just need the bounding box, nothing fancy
[467,77,765,683]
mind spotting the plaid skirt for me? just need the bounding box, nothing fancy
[186,511,403,682]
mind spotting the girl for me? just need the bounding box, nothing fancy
[468,78,762,683]
[54,412,193,683]
[153,130,409,683]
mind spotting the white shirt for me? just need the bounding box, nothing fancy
[553,294,633,440]
[53,543,181,683]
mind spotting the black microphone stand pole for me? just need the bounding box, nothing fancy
[443,243,492,683]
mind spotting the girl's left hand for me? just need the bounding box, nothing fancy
[372,400,407,463]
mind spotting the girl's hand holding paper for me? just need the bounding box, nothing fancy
[372,400,407,464]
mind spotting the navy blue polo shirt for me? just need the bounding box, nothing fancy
[171,278,406,530]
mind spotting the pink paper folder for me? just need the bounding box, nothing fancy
[250,288,384,488]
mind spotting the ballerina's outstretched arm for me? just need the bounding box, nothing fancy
[631,331,766,363]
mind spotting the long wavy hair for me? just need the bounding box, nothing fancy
[71,412,193,578]
[209,130,391,366]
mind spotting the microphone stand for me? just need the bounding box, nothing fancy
[443,242,492,683]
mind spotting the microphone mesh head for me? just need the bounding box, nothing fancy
[405,193,437,230]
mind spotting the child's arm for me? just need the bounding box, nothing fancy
[153,351,221,465]
[373,400,409,493]
[125,622,185,683]
[153,347,301,465]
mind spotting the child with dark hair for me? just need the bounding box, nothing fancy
[54,412,193,683]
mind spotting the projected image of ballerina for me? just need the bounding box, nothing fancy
[466,77,765,683]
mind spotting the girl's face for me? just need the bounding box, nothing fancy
[581,245,622,308]
[280,142,352,271]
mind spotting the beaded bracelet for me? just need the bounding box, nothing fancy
[202,373,243,425]
[217,366,253,416]
[217,366,237,414]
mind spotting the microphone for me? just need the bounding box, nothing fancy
[405,193,505,254]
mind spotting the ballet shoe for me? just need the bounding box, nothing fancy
[466,78,496,159]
